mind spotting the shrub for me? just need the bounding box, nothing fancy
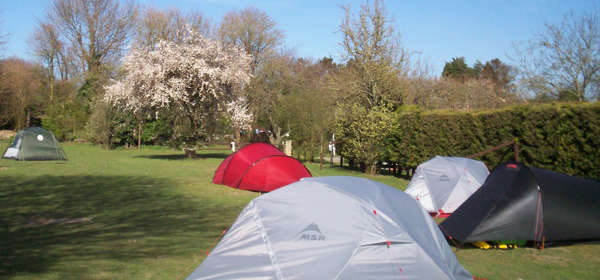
[385,102,600,179]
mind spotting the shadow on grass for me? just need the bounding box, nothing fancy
[0,175,236,277]
[136,152,229,160]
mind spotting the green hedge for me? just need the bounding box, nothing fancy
[385,102,600,179]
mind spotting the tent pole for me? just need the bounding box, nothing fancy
[438,224,461,251]
[466,140,515,160]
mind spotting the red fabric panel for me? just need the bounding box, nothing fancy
[221,143,284,187]
[238,156,312,192]
[212,143,312,192]
[428,211,452,218]
[212,153,234,184]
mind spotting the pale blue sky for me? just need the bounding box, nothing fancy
[1,0,598,75]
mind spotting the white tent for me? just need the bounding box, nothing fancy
[186,176,471,280]
[405,156,489,217]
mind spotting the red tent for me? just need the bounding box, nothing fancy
[213,143,312,192]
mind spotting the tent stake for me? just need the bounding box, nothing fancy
[541,236,545,250]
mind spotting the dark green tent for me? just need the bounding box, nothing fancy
[439,162,600,246]
[2,127,67,161]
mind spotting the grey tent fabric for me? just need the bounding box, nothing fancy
[405,156,489,215]
[187,176,471,280]
[2,127,67,161]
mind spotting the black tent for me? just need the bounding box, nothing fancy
[439,162,600,245]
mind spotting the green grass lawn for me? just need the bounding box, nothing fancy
[1,142,598,279]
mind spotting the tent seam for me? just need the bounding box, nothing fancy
[457,170,520,243]
[332,233,365,279]
[374,186,408,277]
[330,182,406,279]
[423,169,440,211]
[322,179,424,277]
[234,154,308,189]
[250,202,285,280]
[415,241,456,280]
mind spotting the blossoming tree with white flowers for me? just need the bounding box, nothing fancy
[105,30,252,152]
[226,96,253,143]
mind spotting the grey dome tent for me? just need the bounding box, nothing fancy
[2,127,67,161]
[187,176,471,280]
[405,156,489,217]
[440,162,600,245]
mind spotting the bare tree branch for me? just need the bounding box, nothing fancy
[48,0,138,74]
[135,7,211,50]
[513,10,600,101]
[218,7,284,72]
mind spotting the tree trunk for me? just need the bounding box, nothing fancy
[49,77,54,102]
[26,109,31,128]
[184,148,196,159]
[137,121,143,149]
[268,124,283,146]
[365,161,377,175]
[319,134,324,171]
[233,127,241,144]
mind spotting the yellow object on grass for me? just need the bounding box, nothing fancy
[494,243,518,249]
[472,241,519,250]
[472,241,491,249]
